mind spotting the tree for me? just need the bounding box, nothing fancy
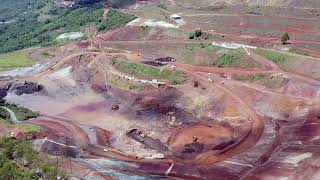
[194,29,203,37]
[281,32,290,45]
[189,29,203,39]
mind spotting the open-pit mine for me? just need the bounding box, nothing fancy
[0,0,320,179]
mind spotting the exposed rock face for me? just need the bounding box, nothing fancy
[0,81,43,103]
[41,140,80,158]
[0,89,7,99]
[7,81,43,96]
[127,129,168,152]
[155,57,176,62]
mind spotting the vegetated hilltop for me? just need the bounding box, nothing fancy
[0,0,31,22]
[0,137,65,179]
[65,0,147,8]
[107,0,150,8]
[0,0,136,53]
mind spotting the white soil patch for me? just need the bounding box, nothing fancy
[45,66,76,87]
[212,41,257,49]
[0,63,49,77]
[127,18,178,29]
[170,14,186,26]
[4,90,103,116]
[143,20,178,28]
[57,32,84,40]
[126,18,141,26]
[282,152,312,166]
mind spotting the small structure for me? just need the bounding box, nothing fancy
[194,81,199,87]
[139,132,145,138]
[155,57,176,62]
[13,81,43,96]
[57,0,75,7]
[220,73,231,80]
[170,65,176,70]
[170,14,182,20]
[112,105,119,111]
[142,61,167,67]
[193,136,198,143]
[170,14,186,26]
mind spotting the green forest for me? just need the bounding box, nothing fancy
[0,137,64,179]
[0,0,136,53]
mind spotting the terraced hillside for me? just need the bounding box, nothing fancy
[0,0,319,179]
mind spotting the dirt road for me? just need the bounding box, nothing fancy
[167,69,264,164]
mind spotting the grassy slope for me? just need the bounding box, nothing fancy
[216,49,258,68]
[0,50,34,68]
[289,48,320,58]
[108,75,147,91]
[233,73,268,82]
[3,103,39,121]
[0,103,40,132]
[16,123,41,132]
[112,60,187,85]
[99,9,136,31]
[256,48,320,80]
[0,105,40,134]
[0,119,41,133]
[253,48,293,68]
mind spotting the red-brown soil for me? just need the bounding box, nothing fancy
[1,1,320,179]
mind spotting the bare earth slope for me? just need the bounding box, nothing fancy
[246,0,320,7]
[177,0,320,8]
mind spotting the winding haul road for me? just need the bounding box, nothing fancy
[0,1,318,178]
[25,34,319,166]
[6,7,317,174]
